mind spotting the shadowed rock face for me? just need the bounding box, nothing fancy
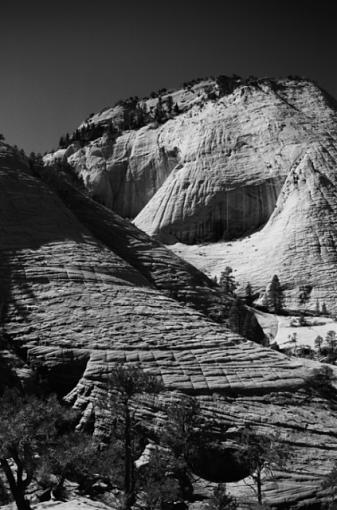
[2,144,337,507]
[39,168,263,343]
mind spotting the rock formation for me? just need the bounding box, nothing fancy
[172,137,337,313]
[2,142,337,507]
[45,76,337,312]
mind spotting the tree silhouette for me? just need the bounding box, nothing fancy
[160,396,205,502]
[153,97,165,123]
[240,428,290,505]
[325,330,337,357]
[245,282,254,306]
[219,267,237,297]
[0,390,83,510]
[102,365,163,510]
[265,275,284,313]
[166,95,174,114]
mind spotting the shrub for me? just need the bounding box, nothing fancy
[206,483,237,510]
[305,365,335,397]
[0,390,82,510]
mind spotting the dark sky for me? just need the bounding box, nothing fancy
[0,0,336,153]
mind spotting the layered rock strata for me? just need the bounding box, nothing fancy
[39,167,263,342]
[1,145,337,506]
[45,78,337,312]
[45,78,337,245]
[172,138,337,313]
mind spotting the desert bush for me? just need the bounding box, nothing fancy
[0,390,85,510]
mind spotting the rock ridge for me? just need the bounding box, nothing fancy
[2,146,337,506]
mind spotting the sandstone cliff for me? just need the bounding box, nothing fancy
[2,144,337,507]
[45,76,337,312]
[38,164,263,342]
[172,137,337,313]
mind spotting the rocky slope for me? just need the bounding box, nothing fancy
[1,143,337,507]
[45,76,337,313]
[36,165,264,343]
[172,136,337,313]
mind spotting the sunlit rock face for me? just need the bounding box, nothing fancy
[134,80,337,244]
[2,145,337,507]
[46,78,337,246]
[45,77,337,312]
[171,137,337,313]
[65,128,179,219]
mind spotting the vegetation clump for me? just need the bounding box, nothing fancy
[218,267,237,297]
[0,389,99,510]
[100,364,164,510]
[239,427,290,506]
[304,365,337,400]
[206,483,237,510]
[263,274,284,313]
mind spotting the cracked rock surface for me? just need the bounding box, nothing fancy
[2,143,337,507]
[45,78,337,313]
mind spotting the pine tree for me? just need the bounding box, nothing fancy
[154,97,165,123]
[162,396,202,461]
[219,267,237,297]
[325,330,337,354]
[174,103,180,115]
[166,95,174,113]
[101,365,163,510]
[160,396,206,502]
[245,282,254,306]
[322,302,328,315]
[266,275,284,313]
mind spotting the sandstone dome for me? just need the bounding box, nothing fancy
[45,76,337,312]
[1,141,337,507]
